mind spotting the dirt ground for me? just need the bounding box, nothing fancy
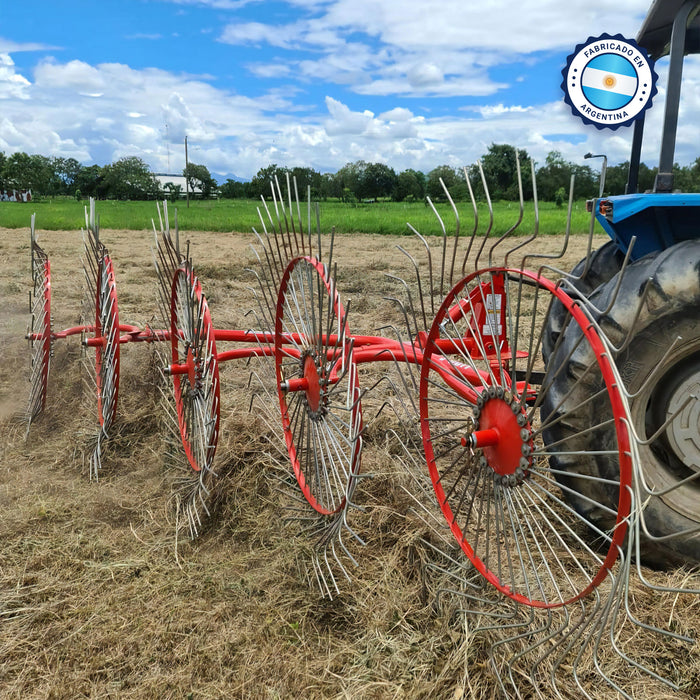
[1,218,699,699]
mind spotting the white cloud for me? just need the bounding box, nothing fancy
[321,0,646,52]
[378,107,413,122]
[0,38,60,53]
[219,22,292,48]
[323,96,375,135]
[2,0,696,183]
[476,104,534,117]
[407,63,443,88]
[163,0,262,9]
[35,58,106,92]
[0,53,30,99]
[216,0,649,99]
[0,49,688,180]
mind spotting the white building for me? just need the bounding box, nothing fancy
[153,174,202,197]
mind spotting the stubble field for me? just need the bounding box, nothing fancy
[1,220,699,699]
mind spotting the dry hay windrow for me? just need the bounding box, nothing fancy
[1,225,699,698]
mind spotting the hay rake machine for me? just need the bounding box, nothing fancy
[27,201,170,476]
[24,158,700,697]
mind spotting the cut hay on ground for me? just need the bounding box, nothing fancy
[1,226,699,698]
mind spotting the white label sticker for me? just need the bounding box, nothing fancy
[482,294,502,336]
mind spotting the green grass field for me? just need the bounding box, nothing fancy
[0,196,596,237]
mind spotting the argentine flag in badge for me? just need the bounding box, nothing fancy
[561,33,657,130]
[581,54,638,110]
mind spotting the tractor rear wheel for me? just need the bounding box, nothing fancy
[542,240,624,363]
[543,240,700,566]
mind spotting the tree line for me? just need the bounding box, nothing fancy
[2,145,700,203]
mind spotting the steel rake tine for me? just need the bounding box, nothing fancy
[305,185,313,257]
[321,546,340,596]
[30,213,37,278]
[380,288,420,354]
[527,330,591,420]
[372,325,421,400]
[163,199,171,238]
[315,202,322,264]
[406,225,435,318]
[292,176,306,256]
[500,158,534,269]
[245,286,275,335]
[443,177,461,288]
[395,244,429,332]
[270,178,284,239]
[460,165,480,276]
[473,160,494,270]
[258,195,287,276]
[250,229,282,303]
[310,555,330,599]
[273,174,294,261]
[173,207,180,255]
[285,172,302,256]
[574,237,638,324]
[491,150,527,268]
[529,175,577,276]
[156,200,164,234]
[261,221,287,289]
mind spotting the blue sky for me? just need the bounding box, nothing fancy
[1,0,697,181]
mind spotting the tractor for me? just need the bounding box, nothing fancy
[544,0,700,566]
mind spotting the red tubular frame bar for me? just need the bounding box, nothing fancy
[42,271,517,448]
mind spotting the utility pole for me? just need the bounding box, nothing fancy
[184,135,190,209]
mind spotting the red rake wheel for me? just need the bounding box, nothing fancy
[94,253,120,431]
[27,243,51,422]
[275,257,363,516]
[170,262,221,474]
[419,268,632,608]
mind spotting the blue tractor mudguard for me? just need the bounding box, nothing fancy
[590,192,700,260]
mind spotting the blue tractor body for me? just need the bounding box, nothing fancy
[592,0,700,259]
[595,192,700,259]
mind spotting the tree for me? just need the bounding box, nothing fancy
[33,155,63,195]
[218,179,247,199]
[290,166,323,200]
[393,169,426,202]
[51,157,82,195]
[672,160,700,193]
[637,162,657,193]
[163,182,183,202]
[357,162,397,200]
[426,165,467,201]
[478,144,532,200]
[248,164,290,200]
[2,152,30,190]
[183,162,217,198]
[603,161,656,195]
[688,157,700,192]
[1,152,60,195]
[318,172,341,200]
[603,161,628,195]
[534,151,597,201]
[536,151,570,201]
[102,156,159,200]
[334,161,368,200]
[73,164,106,199]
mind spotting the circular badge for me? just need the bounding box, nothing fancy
[561,33,657,130]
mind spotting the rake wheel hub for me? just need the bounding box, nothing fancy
[299,350,327,421]
[472,390,532,486]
